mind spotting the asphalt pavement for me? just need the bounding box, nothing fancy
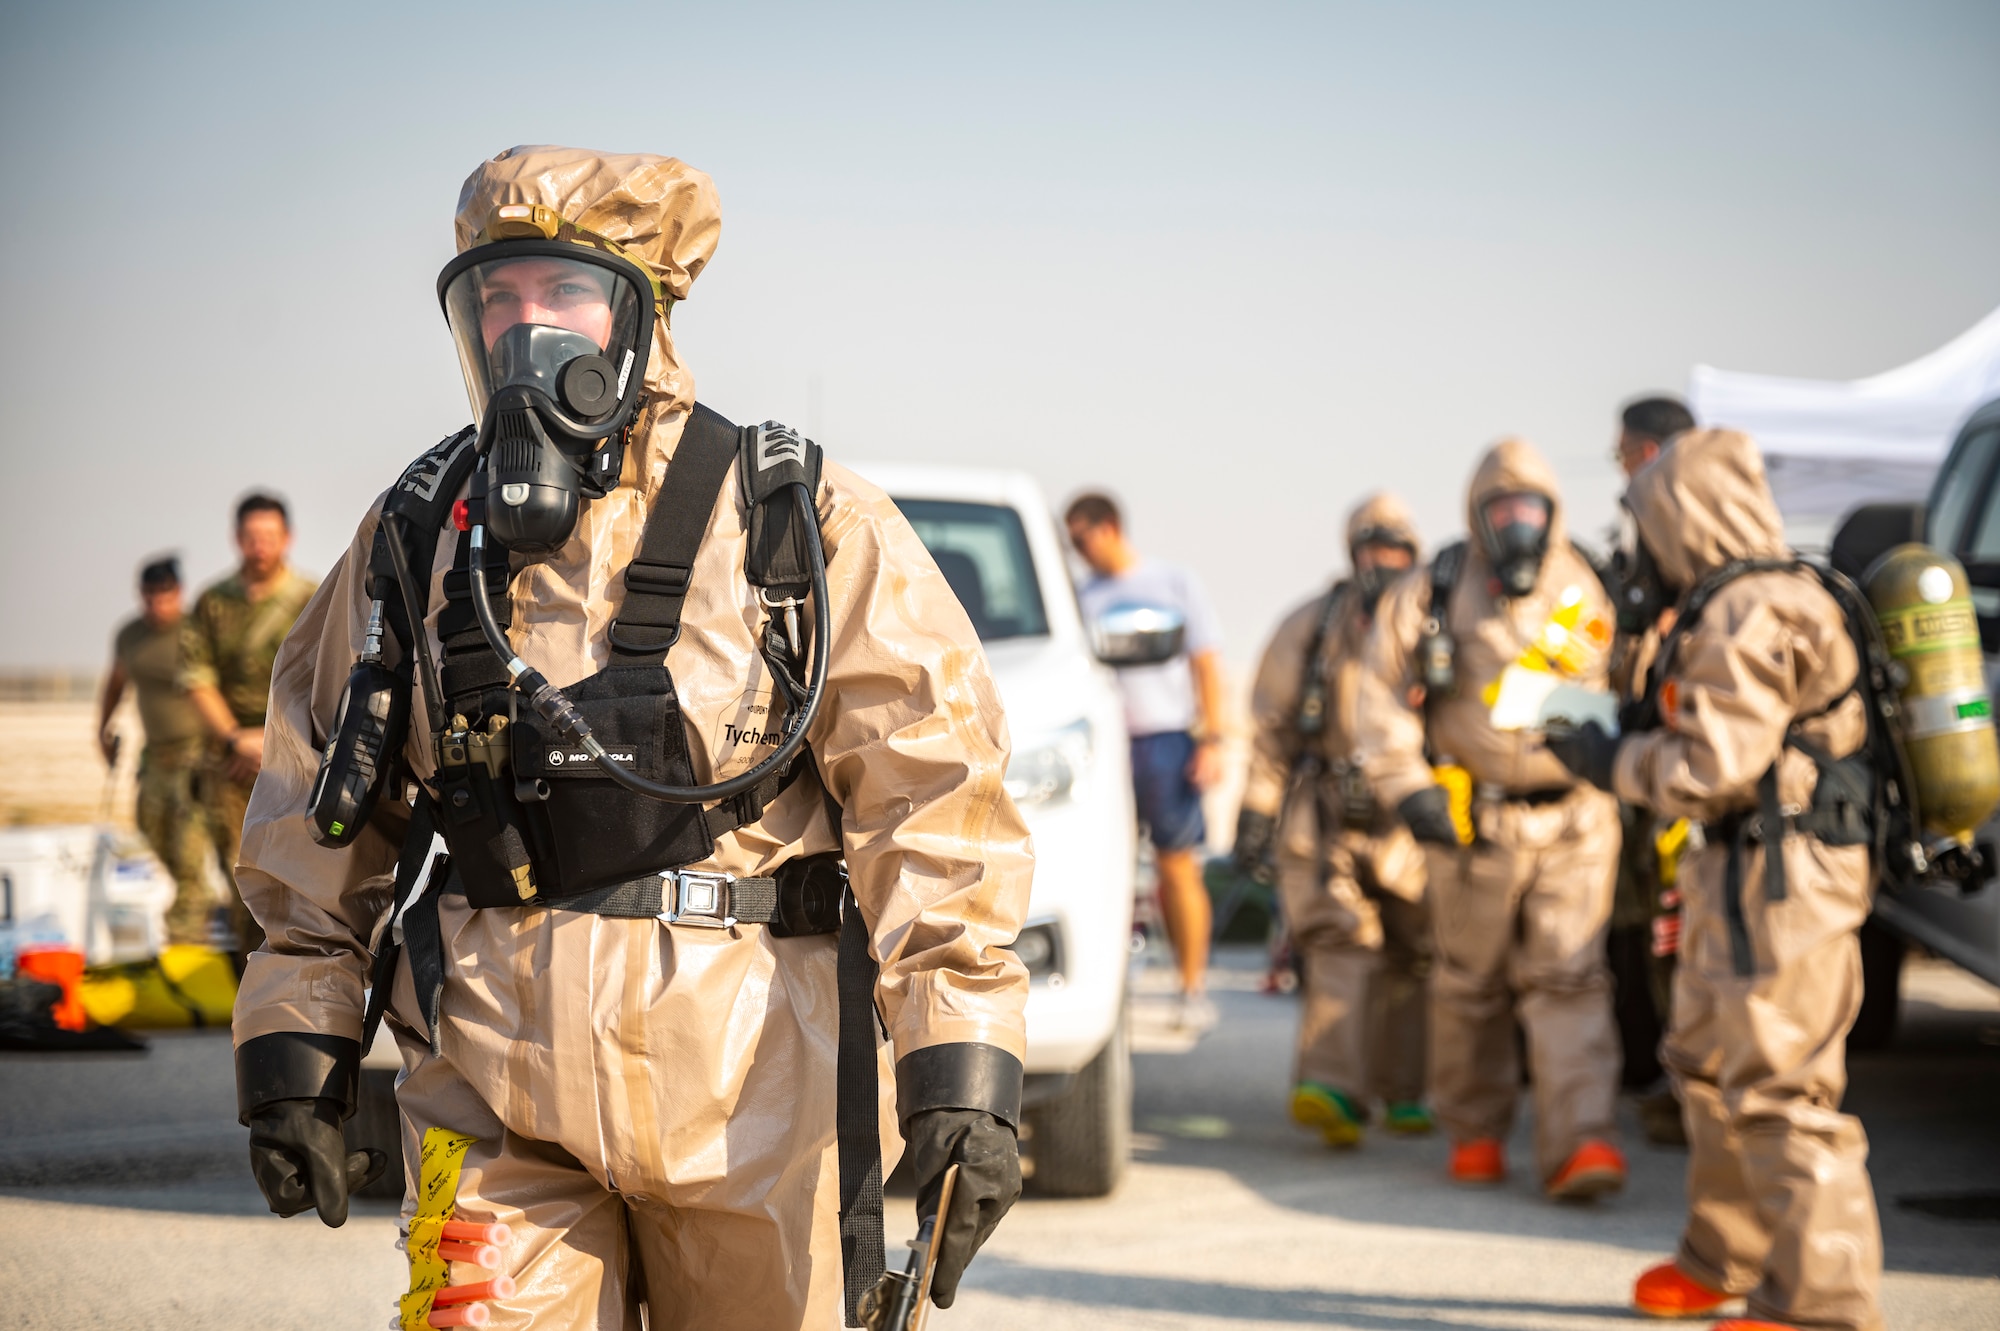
[3,949,1997,1330]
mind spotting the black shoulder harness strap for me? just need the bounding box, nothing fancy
[1293,582,1348,741]
[607,403,743,662]
[370,427,480,661]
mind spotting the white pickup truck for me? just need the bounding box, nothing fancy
[856,462,1137,1197]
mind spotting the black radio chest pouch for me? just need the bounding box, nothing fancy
[511,665,714,900]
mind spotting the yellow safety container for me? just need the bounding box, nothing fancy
[79,945,238,1029]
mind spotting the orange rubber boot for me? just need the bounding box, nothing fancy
[1632,1262,1732,1319]
[1548,1139,1627,1201]
[1449,1138,1505,1185]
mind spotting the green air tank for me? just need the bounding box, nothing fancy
[1866,544,2000,845]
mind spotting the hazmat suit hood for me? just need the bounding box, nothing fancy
[1624,427,1787,593]
[1466,438,1566,595]
[1346,491,1422,558]
[454,145,721,420]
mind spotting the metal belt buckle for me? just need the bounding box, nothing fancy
[661,869,735,929]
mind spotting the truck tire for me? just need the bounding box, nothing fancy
[1025,1010,1130,1198]
[345,1065,407,1202]
[1848,915,1905,1052]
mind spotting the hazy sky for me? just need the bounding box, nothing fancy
[4,1,1998,670]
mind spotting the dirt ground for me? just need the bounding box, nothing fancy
[0,697,141,829]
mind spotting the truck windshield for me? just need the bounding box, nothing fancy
[894,499,1051,641]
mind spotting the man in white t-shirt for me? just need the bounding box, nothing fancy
[1067,493,1227,1026]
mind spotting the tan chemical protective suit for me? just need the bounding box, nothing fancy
[1356,439,1623,1182]
[231,147,1033,1329]
[1615,428,1883,1331]
[1243,494,1430,1110]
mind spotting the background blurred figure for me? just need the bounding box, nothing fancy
[99,556,215,945]
[1237,493,1434,1148]
[1068,493,1227,1028]
[1614,395,1696,480]
[1608,393,1699,1146]
[1358,440,1627,1201]
[182,494,317,965]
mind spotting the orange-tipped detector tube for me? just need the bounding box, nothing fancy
[441,1220,513,1247]
[427,1302,490,1328]
[436,1239,503,1269]
[432,1277,516,1307]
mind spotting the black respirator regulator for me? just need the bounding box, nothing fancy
[435,205,665,558]
[1475,491,1553,598]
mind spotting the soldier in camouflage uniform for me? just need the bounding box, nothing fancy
[182,494,318,963]
[99,557,215,944]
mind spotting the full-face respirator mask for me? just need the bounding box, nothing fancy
[1475,491,1553,598]
[1350,527,1417,614]
[436,206,662,557]
[1612,505,1675,635]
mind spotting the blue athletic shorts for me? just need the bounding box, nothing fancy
[1129,731,1207,853]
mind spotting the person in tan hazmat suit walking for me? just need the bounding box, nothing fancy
[230,146,1033,1330]
[1236,493,1433,1146]
[1547,428,1884,1331]
[1356,439,1628,1199]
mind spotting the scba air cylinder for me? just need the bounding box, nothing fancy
[1866,544,2000,844]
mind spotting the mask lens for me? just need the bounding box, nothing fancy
[1481,493,1550,538]
[443,250,645,427]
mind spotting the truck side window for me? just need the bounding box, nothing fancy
[1933,426,2000,556]
[895,500,1052,642]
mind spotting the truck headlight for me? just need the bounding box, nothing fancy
[1004,718,1093,807]
[1009,919,1065,982]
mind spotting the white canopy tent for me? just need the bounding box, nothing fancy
[1688,305,2000,536]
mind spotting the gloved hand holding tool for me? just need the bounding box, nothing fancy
[246,1097,386,1228]
[1396,785,1463,848]
[899,1108,1021,1312]
[1543,719,1620,793]
[859,1165,959,1331]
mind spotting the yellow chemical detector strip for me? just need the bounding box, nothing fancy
[1655,818,1690,891]
[400,1128,479,1331]
[1431,765,1477,846]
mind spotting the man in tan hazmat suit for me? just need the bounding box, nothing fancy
[1547,429,1884,1331]
[230,146,1033,1330]
[1356,439,1628,1199]
[1236,493,1433,1146]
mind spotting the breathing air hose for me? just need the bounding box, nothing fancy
[465,476,831,805]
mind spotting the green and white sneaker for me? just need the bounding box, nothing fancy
[1382,1101,1435,1136]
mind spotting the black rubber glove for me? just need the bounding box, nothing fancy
[246,1098,385,1227]
[1231,807,1277,880]
[1545,720,1619,793]
[904,1107,1021,1309]
[1397,785,1462,847]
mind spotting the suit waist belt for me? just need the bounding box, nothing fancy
[539,850,847,936]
